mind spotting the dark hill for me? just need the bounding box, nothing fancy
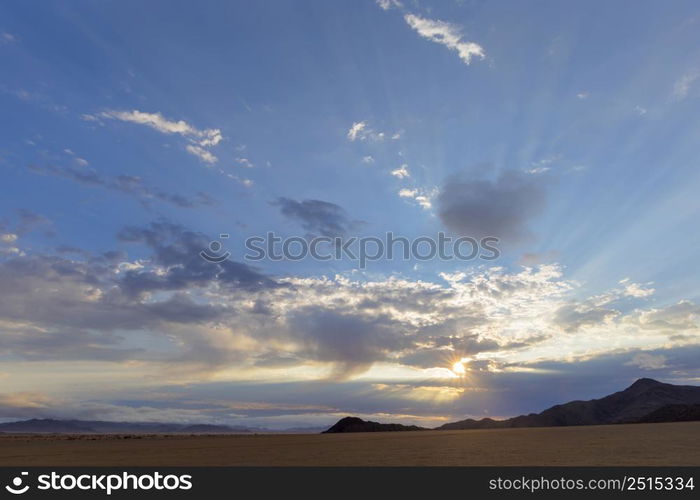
[322,416,426,433]
[636,404,700,423]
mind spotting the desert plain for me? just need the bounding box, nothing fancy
[0,421,698,466]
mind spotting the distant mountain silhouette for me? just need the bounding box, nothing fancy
[0,419,252,434]
[322,416,426,433]
[322,379,700,433]
[0,418,326,434]
[439,378,700,430]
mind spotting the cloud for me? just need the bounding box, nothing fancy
[553,303,619,332]
[0,223,699,407]
[391,164,410,179]
[235,157,254,168]
[274,198,362,238]
[0,323,144,362]
[398,187,436,209]
[0,392,53,418]
[0,221,277,369]
[376,0,402,10]
[362,155,375,164]
[619,279,655,298]
[225,174,254,188]
[437,169,547,242]
[347,121,383,142]
[0,392,253,424]
[85,110,223,164]
[626,353,667,370]
[0,231,21,256]
[632,300,700,331]
[0,247,698,427]
[576,92,590,99]
[185,145,217,164]
[347,121,368,141]
[673,69,699,100]
[525,155,560,175]
[0,32,16,45]
[96,110,219,140]
[63,147,89,166]
[116,221,277,296]
[15,209,53,236]
[403,14,485,65]
[346,121,399,142]
[288,308,408,379]
[28,162,215,209]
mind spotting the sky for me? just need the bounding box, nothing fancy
[1,0,700,429]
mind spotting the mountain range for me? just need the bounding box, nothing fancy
[0,419,324,434]
[324,378,700,433]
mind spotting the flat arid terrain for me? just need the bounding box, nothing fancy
[1,421,698,466]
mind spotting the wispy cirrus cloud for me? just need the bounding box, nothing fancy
[403,14,485,66]
[673,69,699,100]
[0,32,17,45]
[83,110,223,164]
[28,162,215,209]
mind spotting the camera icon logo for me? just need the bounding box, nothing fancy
[200,234,231,263]
[5,472,29,495]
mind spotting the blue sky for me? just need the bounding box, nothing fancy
[1,0,699,428]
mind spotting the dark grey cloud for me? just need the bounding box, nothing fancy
[274,197,362,237]
[28,163,215,209]
[437,169,547,242]
[117,221,278,296]
[288,308,409,379]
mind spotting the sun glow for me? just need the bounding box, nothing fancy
[451,360,466,375]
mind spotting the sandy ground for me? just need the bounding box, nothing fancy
[0,421,698,466]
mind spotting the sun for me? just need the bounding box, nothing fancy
[451,360,466,375]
